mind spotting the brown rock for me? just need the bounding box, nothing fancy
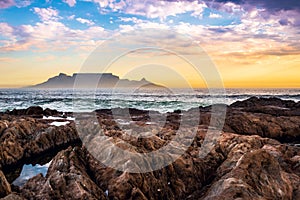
[0,98,299,199]
[0,118,80,182]
[0,193,24,200]
[203,150,293,200]
[0,170,11,198]
[20,146,107,200]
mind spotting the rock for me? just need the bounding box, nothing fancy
[4,107,62,117]
[20,146,107,200]
[0,98,299,199]
[0,170,11,198]
[223,109,300,143]
[203,150,293,200]
[25,106,43,116]
[0,193,24,200]
[230,97,296,108]
[15,131,299,200]
[43,108,59,116]
[0,118,81,182]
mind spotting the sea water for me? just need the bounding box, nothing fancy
[0,88,299,113]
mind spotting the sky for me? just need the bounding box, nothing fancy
[0,0,299,88]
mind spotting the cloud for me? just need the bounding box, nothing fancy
[68,14,75,20]
[76,17,95,26]
[63,0,76,7]
[209,13,222,18]
[164,0,300,14]
[33,7,59,21]
[15,0,34,8]
[0,21,110,52]
[0,22,15,38]
[119,17,144,24]
[0,10,110,53]
[91,0,207,20]
[0,0,15,8]
[212,0,300,12]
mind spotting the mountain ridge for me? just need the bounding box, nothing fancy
[29,73,164,89]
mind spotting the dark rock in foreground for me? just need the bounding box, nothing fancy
[0,115,81,182]
[0,170,11,198]
[217,97,299,143]
[0,97,299,199]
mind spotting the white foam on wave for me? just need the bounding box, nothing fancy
[43,116,75,121]
[43,116,64,120]
[50,121,70,126]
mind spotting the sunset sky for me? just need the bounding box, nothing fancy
[0,0,299,88]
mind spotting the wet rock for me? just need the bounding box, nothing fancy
[0,97,299,199]
[230,96,296,108]
[12,130,299,200]
[25,107,43,116]
[0,118,80,182]
[4,107,62,117]
[43,108,59,116]
[20,146,107,200]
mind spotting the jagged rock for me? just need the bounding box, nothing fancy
[20,146,107,200]
[230,96,296,108]
[0,193,24,200]
[223,111,300,142]
[15,131,300,200]
[202,150,293,200]
[0,170,11,198]
[0,97,299,199]
[0,118,80,182]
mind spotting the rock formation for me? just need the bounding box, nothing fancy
[0,97,299,199]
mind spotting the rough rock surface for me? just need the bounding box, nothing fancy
[0,98,299,199]
[4,107,62,118]
[206,97,300,143]
[15,132,300,200]
[0,170,11,198]
[0,113,80,182]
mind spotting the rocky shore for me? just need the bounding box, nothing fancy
[0,97,299,199]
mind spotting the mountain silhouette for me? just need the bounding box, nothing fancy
[29,73,164,89]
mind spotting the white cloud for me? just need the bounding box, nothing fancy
[63,0,76,7]
[124,0,207,20]
[0,10,110,53]
[76,17,95,26]
[68,15,75,20]
[0,20,110,52]
[209,13,222,19]
[91,0,207,20]
[0,22,15,38]
[33,7,59,21]
[119,24,135,33]
[119,17,143,24]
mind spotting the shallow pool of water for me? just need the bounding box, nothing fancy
[12,161,52,187]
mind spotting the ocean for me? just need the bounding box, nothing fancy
[1,88,300,113]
